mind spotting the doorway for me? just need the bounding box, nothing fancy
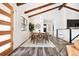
[43,24,47,32]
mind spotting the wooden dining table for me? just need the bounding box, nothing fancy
[31,32,49,44]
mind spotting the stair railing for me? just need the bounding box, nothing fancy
[56,28,79,43]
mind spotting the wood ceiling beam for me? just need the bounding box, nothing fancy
[64,5,79,12]
[58,3,67,10]
[28,4,79,18]
[24,3,55,14]
[16,3,26,6]
[29,5,61,18]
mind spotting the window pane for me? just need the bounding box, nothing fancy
[0,14,11,22]
[0,43,11,53]
[0,4,11,13]
[0,34,11,42]
[0,25,11,31]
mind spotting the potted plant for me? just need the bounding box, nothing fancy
[29,22,34,32]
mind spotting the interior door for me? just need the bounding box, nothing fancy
[0,3,13,56]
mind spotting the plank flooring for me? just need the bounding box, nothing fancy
[10,36,69,56]
[10,47,60,56]
[49,36,69,56]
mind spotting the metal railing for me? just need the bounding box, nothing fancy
[71,34,79,41]
[56,28,79,43]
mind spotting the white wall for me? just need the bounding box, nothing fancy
[11,4,30,49]
[30,15,43,33]
[29,13,54,35]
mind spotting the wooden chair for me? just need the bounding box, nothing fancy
[31,32,49,44]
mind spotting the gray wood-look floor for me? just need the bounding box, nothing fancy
[10,36,69,56]
[49,36,69,56]
[10,47,60,56]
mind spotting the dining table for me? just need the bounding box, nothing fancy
[31,32,49,44]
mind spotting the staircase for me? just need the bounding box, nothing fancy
[66,40,79,56]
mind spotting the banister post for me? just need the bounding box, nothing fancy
[69,28,72,43]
